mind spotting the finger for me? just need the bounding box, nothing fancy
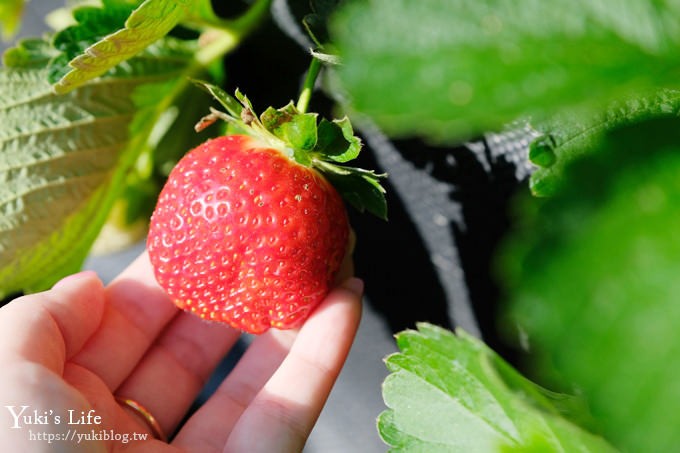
[0,272,105,374]
[0,361,98,451]
[177,278,363,452]
[334,228,356,285]
[173,233,357,450]
[172,328,297,451]
[60,360,184,451]
[70,252,181,390]
[114,311,241,437]
[225,278,363,452]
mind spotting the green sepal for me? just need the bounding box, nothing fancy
[315,160,388,220]
[260,103,296,130]
[190,80,388,220]
[235,88,255,113]
[315,117,361,162]
[261,103,319,153]
[191,79,243,118]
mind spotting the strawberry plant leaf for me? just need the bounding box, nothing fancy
[502,117,680,452]
[48,0,138,83]
[379,323,617,452]
[3,37,59,68]
[528,89,680,196]
[0,0,27,40]
[186,0,221,25]
[52,0,195,94]
[0,36,195,298]
[331,0,680,142]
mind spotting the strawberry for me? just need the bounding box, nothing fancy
[147,84,386,334]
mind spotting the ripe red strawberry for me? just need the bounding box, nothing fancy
[147,85,386,333]
[148,135,349,333]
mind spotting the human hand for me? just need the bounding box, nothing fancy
[0,252,363,452]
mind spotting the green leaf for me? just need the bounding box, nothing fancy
[185,0,222,25]
[379,323,617,452]
[502,117,680,452]
[0,37,194,298]
[3,38,60,68]
[528,89,680,196]
[52,0,195,94]
[331,0,680,142]
[0,0,26,41]
[47,0,138,83]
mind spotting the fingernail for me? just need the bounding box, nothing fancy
[341,277,364,297]
[53,270,98,289]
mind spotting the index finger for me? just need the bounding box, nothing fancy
[70,252,183,390]
[0,271,105,375]
[174,277,363,452]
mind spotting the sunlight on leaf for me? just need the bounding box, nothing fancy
[53,0,195,94]
[332,0,680,142]
[528,89,680,196]
[379,323,616,452]
[0,37,194,297]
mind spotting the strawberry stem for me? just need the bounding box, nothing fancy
[189,0,272,46]
[194,0,272,66]
[296,56,322,114]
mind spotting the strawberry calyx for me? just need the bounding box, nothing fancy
[193,80,388,220]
